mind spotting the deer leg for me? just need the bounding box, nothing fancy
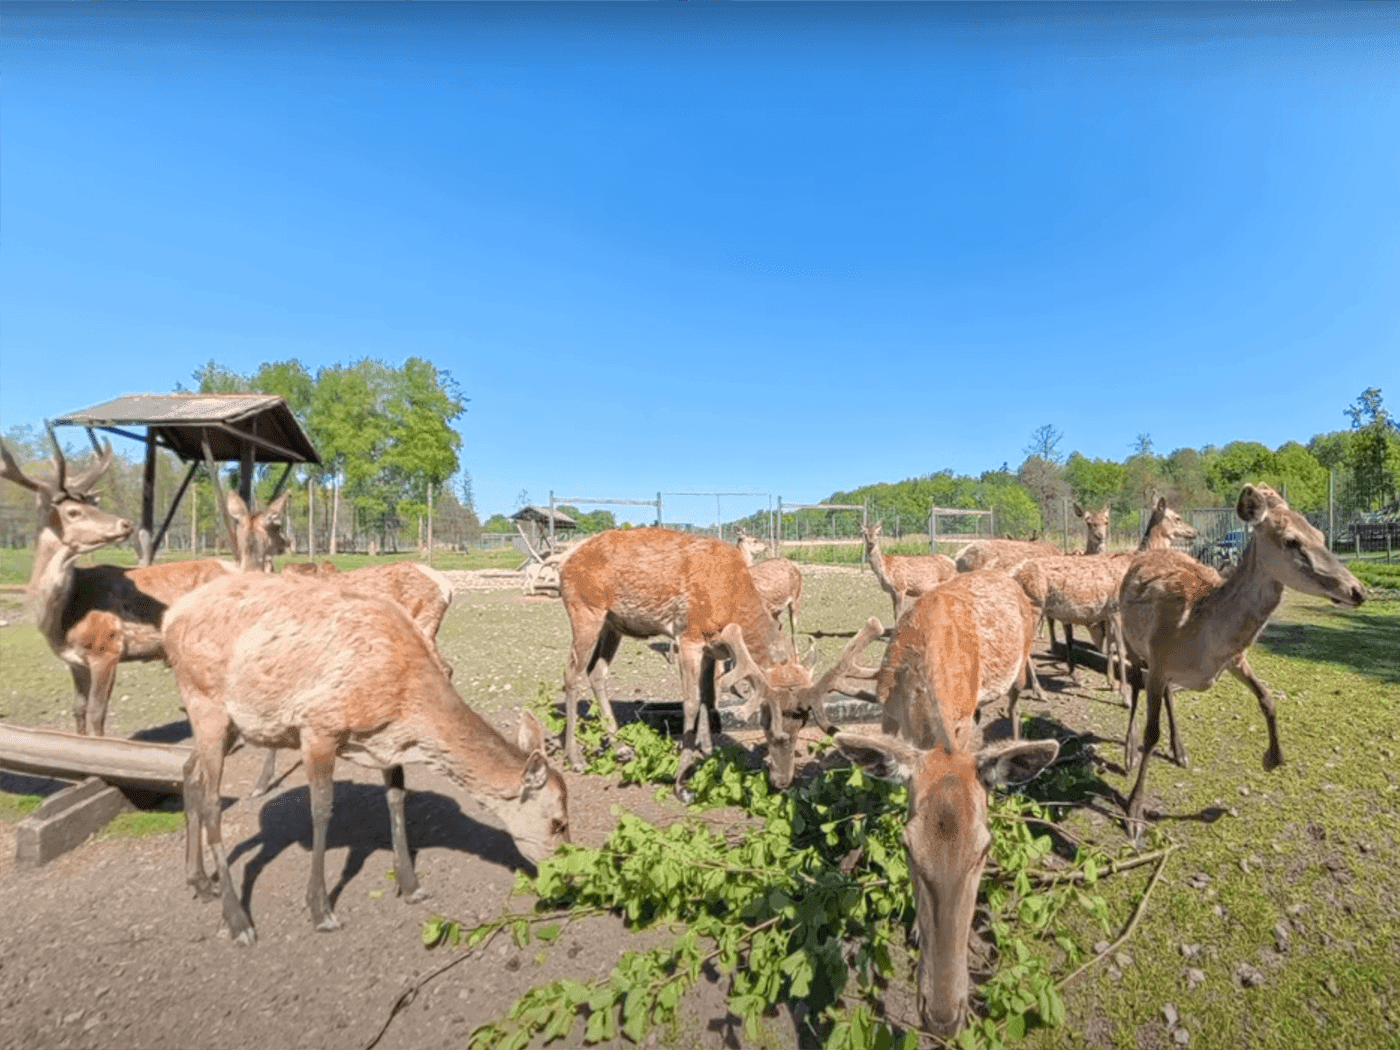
[84,651,121,737]
[589,627,623,735]
[1006,682,1023,740]
[562,615,605,771]
[673,641,706,803]
[1123,663,1144,772]
[1163,686,1188,768]
[1229,656,1284,771]
[1064,622,1081,685]
[1124,673,1166,847]
[182,750,217,902]
[383,765,426,903]
[68,664,94,736]
[193,723,255,943]
[302,735,342,933]
[249,747,278,797]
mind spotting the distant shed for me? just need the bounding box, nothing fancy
[510,505,578,553]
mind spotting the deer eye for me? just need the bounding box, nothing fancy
[551,819,567,836]
[1285,536,1302,551]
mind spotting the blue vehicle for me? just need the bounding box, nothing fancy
[1205,528,1247,568]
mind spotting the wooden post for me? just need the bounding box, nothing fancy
[240,442,255,508]
[308,474,315,561]
[427,481,434,567]
[139,429,157,565]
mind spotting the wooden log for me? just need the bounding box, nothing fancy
[0,723,189,795]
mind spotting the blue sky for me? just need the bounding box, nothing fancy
[2,3,1397,527]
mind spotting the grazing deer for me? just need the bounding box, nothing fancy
[1118,485,1365,843]
[558,527,819,796]
[748,557,804,642]
[832,569,1060,1037]
[953,536,1060,575]
[164,572,568,945]
[0,440,284,736]
[861,520,957,621]
[254,559,456,795]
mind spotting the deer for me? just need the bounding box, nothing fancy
[558,527,856,798]
[1117,485,1365,844]
[164,571,568,945]
[1,438,287,737]
[748,557,804,642]
[734,528,768,565]
[1021,497,1202,692]
[831,569,1060,1037]
[953,535,1060,575]
[861,520,957,622]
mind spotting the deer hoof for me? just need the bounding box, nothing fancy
[1263,747,1284,772]
[404,888,428,904]
[314,913,342,933]
[674,784,696,805]
[232,927,257,948]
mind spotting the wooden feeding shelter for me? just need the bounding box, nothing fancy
[51,392,321,565]
[510,505,578,554]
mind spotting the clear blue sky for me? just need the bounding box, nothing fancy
[2,3,1397,527]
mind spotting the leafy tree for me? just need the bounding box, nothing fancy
[483,513,514,533]
[1270,441,1328,511]
[1064,453,1126,509]
[381,358,467,526]
[1308,430,1354,470]
[1017,455,1069,534]
[250,359,316,421]
[1161,447,1213,509]
[186,359,249,393]
[1202,441,1275,500]
[1345,387,1400,510]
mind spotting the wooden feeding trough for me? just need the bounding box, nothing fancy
[0,723,191,868]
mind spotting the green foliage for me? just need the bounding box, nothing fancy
[98,809,186,839]
[483,514,514,533]
[444,709,1136,1050]
[1064,453,1126,509]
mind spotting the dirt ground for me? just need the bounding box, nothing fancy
[0,568,897,1050]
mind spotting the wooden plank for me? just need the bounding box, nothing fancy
[15,776,133,868]
[0,723,189,795]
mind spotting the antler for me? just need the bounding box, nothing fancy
[62,441,115,500]
[714,623,771,721]
[800,616,884,730]
[0,441,51,496]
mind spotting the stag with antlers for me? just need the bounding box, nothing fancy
[1,438,287,737]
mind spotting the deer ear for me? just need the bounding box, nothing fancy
[1156,496,1168,513]
[1073,502,1085,518]
[1236,485,1270,523]
[520,750,550,796]
[226,491,250,523]
[266,491,291,519]
[517,709,545,754]
[833,732,920,786]
[758,696,790,744]
[976,738,1059,790]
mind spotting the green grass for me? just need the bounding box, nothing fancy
[0,792,44,822]
[98,809,186,839]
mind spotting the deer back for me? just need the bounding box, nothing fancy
[560,528,784,662]
[1018,554,1130,625]
[954,539,1060,574]
[878,570,1034,750]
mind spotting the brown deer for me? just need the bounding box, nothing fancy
[861,520,957,621]
[748,557,804,642]
[164,571,568,945]
[1118,485,1365,843]
[253,559,456,794]
[1074,502,1109,554]
[953,536,1060,574]
[734,528,767,565]
[832,569,1060,1037]
[558,527,822,797]
[1,440,285,736]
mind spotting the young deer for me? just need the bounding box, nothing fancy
[557,527,814,797]
[861,520,957,621]
[832,569,1059,1037]
[164,572,568,945]
[254,559,456,795]
[734,528,767,565]
[1118,485,1364,843]
[1,440,285,736]
[748,557,804,642]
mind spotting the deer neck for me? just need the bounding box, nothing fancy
[28,527,80,647]
[409,683,528,804]
[1192,536,1284,656]
[866,539,894,589]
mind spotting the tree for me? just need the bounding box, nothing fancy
[1161,447,1213,509]
[1017,455,1069,534]
[483,513,514,533]
[1064,453,1126,509]
[1345,387,1400,511]
[1202,441,1275,501]
[1023,424,1065,466]
[1131,433,1155,459]
[1270,441,1328,512]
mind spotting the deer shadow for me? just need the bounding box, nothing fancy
[1256,609,1400,685]
[225,779,530,914]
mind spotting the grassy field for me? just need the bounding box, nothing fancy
[1,549,1397,1048]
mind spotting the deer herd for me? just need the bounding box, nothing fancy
[2,437,1368,1036]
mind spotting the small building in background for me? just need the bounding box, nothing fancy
[510,505,578,555]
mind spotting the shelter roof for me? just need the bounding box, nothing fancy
[511,505,578,529]
[53,393,321,465]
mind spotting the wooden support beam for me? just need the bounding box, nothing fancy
[15,777,133,868]
[0,723,190,795]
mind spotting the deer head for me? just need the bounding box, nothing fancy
[1073,502,1109,553]
[1146,496,1197,546]
[734,528,767,565]
[834,729,1059,1037]
[715,617,884,788]
[1,438,133,553]
[497,710,571,864]
[227,491,292,571]
[1236,484,1365,608]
